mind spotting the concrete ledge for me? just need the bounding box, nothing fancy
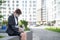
[26,31,32,40]
[0,31,32,40]
[0,36,19,40]
[0,29,6,33]
[0,33,8,36]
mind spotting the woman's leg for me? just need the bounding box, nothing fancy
[20,32,26,40]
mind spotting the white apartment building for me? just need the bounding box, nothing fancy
[40,0,56,23]
[36,0,48,25]
[46,0,56,21]
[46,0,60,26]
[54,0,60,26]
[41,0,48,24]
[37,0,48,24]
[42,0,60,26]
[36,0,56,24]
[2,0,37,25]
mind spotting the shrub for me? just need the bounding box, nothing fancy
[2,20,8,26]
[0,36,5,38]
[45,27,60,32]
[19,20,30,31]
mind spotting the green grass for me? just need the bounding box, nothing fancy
[0,36,5,38]
[45,26,60,32]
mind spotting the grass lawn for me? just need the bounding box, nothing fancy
[45,26,60,33]
[0,36,5,38]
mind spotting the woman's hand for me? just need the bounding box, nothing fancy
[19,27,24,32]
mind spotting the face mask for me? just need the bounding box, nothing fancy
[16,14,19,17]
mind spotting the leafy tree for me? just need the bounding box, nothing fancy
[0,0,6,26]
[0,0,6,18]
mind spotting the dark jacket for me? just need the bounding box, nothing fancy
[6,14,21,35]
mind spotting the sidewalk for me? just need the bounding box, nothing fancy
[30,26,60,40]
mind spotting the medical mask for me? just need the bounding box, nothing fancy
[16,14,19,17]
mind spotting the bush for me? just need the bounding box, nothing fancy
[45,27,60,32]
[2,20,8,26]
[19,20,30,31]
[0,36,5,38]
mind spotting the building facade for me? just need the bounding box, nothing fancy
[54,0,60,26]
[2,0,37,25]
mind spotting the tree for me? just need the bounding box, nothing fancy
[0,0,6,26]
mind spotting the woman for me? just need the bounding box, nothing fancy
[6,8,26,40]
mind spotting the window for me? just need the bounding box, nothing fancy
[25,15,27,17]
[23,11,24,13]
[3,11,6,13]
[33,18,36,20]
[4,4,6,6]
[16,4,19,6]
[8,1,10,3]
[12,1,14,3]
[22,1,24,3]
[22,4,24,6]
[54,0,56,4]
[3,14,6,16]
[9,11,11,13]
[9,8,11,10]
[30,4,32,7]
[8,14,9,16]
[29,8,31,10]
[29,1,32,3]
[33,15,36,17]
[30,15,31,17]
[16,1,19,3]
[29,11,31,13]
[22,8,24,10]
[58,2,60,4]
[33,4,36,7]
[25,4,27,7]
[3,8,6,9]
[8,4,10,6]
[54,6,56,11]
[25,8,27,10]
[25,1,27,3]
[12,4,14,6]
[58,11,60,13]
[12,8,14,10]
[33,1,36,3]
[25,11,27,13]
[33,11,36,13]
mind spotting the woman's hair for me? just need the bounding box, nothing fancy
[15,8,22,15]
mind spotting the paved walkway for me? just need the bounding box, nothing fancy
[31,27,60,40]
